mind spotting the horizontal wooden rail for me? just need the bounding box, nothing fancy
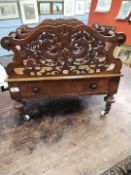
[7,74,123,82]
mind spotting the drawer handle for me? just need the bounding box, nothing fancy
[90,83,97,89]
[33,87,39,93]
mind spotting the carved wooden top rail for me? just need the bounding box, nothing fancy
[9,19,83,39]
[1,19,126,80]
[91,23,115,36]
[17,19,83,33]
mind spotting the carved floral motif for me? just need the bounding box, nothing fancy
[14,27,115,76]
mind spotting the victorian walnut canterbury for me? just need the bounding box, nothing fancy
[1,19,126,120]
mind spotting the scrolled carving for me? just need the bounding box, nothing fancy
[9,19,83,40]
[1,37,12,50]
[1,19,126,77]
[18,28,115,76]
[92,23,115,36]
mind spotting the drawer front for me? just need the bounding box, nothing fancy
[9,78,111,99]
[9,78,119,100]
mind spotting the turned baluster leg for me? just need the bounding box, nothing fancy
[101,94,115,117]
[14,100,30,120]
[14,100,24,113]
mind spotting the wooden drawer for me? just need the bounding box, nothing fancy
[8,78,116,100]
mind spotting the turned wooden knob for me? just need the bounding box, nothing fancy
[33,87,39,93]
[90,83,97,89]
[117,33,126,45]
[1,38,12,50]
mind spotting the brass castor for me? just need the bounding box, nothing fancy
[100,110,107,117]
[101,94,115,117]
[24,114,31,121]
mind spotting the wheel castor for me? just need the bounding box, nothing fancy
[101,94,115,117]
[100,110,107,117]
[24,114,31,121]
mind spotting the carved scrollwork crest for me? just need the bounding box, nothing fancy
[1,20,126,77]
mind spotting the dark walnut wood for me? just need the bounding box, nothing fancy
[91,23,116,36]
[9,19,83,39]
[1,19,126,120]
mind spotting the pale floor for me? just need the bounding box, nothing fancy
[0,65,131,175]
